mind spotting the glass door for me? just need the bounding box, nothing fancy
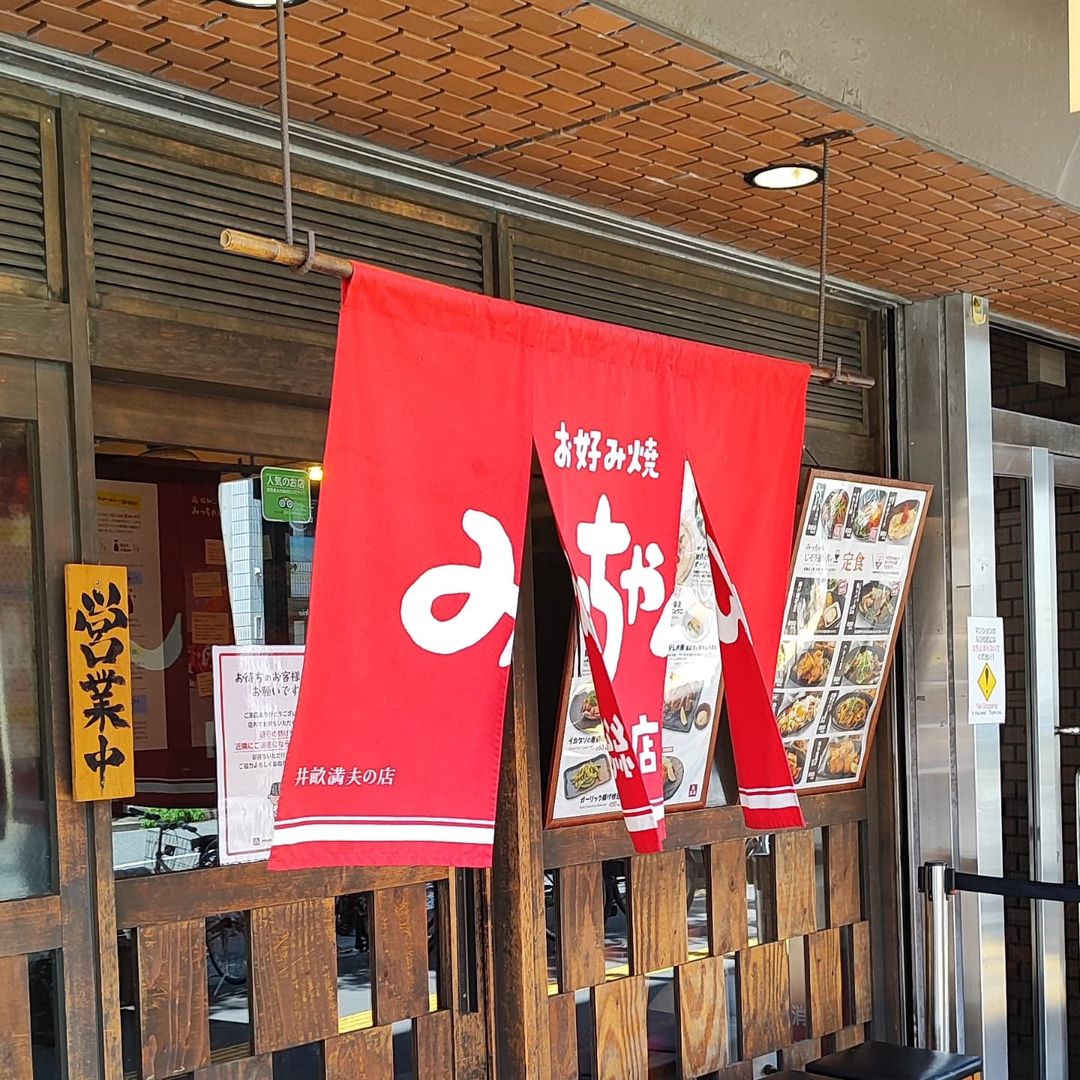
[993,444,1073,1079]
[1050,457,1080,1080]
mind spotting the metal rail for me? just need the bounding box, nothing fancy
[920,857,1080,1059]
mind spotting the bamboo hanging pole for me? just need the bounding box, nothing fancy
[218,229,875,388]
[220,229,353,278]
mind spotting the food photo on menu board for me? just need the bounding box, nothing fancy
[773,471,931,793]
[545,463,722,828]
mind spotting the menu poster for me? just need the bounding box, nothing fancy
[96,481,169,752]
[186,487,233,749]
[545,463,722,827]
[774,471,931,794]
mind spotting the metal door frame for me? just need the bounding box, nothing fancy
[903,295,1006,1069]
[993,440,1069,1078]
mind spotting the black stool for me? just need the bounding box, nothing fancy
[807,1041,981,1080]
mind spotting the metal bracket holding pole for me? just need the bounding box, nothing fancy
[297,230,318,274]
[802,130,854,366]
[274,0,295,247]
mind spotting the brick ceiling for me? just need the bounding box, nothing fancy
[3,0,1080,335]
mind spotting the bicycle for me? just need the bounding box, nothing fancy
[127,809,245,992]
[132,807,218,873]
[205,910,248,989]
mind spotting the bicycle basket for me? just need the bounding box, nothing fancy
[145,828,200,870]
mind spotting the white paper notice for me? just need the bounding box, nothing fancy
[967,616,1005,725]
[213,645,304,863]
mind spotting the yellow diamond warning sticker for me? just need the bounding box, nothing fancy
[968,616,1005,725]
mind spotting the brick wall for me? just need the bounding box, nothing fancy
[995,476,1035,1077]
[990,329,1080,424]
[1054,489,1080,1076]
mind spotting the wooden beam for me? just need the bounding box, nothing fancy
[0,297,71,362]
[0,896,63,958]
[115,861,446,928]
[57,94,114,1080]
[543,789,868,869]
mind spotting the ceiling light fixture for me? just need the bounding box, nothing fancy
[744,163,822,190]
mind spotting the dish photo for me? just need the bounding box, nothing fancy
[788,642,835,687]
[819,488,850,539]
[570,685,603,732]
[817,597,845,634]
[693,701,712,730]
[776,693,820,737]
[820,736,862,780]
[786,740,808,785]
[791,578,847,636]
[663,681,704,732]
[790,578,824,636]
[830,691,874,732]
[563,754,612,799]
[851,489,887,542]
[855,582,898,631]
[676,520,697,585]
[681,602,711,643]
[662,755,685,800]
[775,640,796,688]
[885,499,920,543]
[840,644,885,687]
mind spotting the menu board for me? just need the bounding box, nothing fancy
[545,464,722,827]
[774,471,931,793]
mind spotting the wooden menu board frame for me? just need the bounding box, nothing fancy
[775,470,932,794]
[543,618,722,829]
[544,463,728,830]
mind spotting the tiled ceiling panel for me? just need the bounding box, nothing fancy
[2,0,1080,334]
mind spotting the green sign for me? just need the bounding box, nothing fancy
[261,467,311,524]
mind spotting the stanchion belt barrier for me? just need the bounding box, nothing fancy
[918,863,1080,903]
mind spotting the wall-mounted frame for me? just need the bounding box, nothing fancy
[774,470,931,793]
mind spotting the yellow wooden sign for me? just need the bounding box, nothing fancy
[1073,0,1080,111]
[65,564,135,801]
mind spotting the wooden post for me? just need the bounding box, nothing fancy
[491,524,552,1079]
[59,94,120,1080]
